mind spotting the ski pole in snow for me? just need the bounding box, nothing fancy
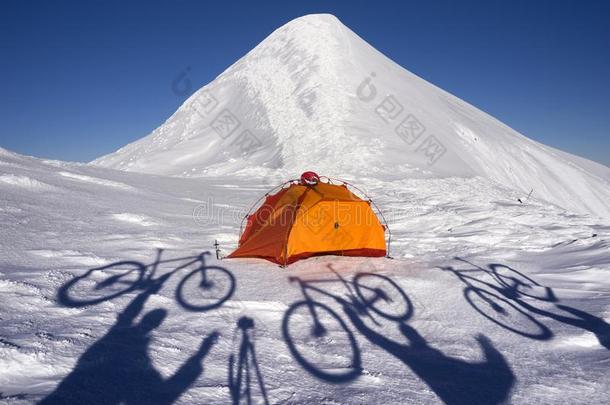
[518,188,534,204]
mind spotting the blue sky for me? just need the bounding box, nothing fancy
[1,0,609,166]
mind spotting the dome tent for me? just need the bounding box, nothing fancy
[228,172,390,266]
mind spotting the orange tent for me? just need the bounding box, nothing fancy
[228,174,389,266]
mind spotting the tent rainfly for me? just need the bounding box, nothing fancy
[227,172,391,266]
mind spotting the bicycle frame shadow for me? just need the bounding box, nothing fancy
[228,316,270,405]
[282,265,412,383]
[282,266,515,404]
[441,257,610,350]
[57,249,236,313]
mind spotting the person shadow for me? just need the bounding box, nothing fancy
[39,275,219,405]
[343,305,515,405]
[228,316,269,405]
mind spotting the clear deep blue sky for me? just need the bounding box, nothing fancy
[1,0,609,166]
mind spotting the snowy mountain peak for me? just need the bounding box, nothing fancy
[279,13,345,34]
[265,14,350,48]
[92,14,610,219]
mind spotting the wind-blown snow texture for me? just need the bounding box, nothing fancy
[1,14,609,405]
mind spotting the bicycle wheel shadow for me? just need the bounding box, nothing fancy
[441,257,610,350]
[228,316,270,405]
[174,253,236,313]
[56,249,236,313]
[41,279,221,405]
[282,271,515,404]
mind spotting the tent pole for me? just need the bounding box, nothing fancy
[237,179,297,241]
[331,178,392,258]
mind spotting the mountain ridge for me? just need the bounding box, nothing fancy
[91,14,610,218]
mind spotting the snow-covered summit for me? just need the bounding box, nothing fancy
[92,14,610,218]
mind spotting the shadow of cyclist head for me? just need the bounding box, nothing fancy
[237,315,255,330]
[137,309,167,334]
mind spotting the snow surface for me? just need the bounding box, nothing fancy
[2,137,610,404]
[1,13,610,405]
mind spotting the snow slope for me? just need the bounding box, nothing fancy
[1,145,610,404]
[92,14,610,219]
[2,13,610,405]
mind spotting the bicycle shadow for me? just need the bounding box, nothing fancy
[57,249,235,313]
[282,267,409,383]
[228,316,269,405]
[441,257,610,350]
[44,249,237,403]
[41,278,220,405]
[282,270,515,404]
